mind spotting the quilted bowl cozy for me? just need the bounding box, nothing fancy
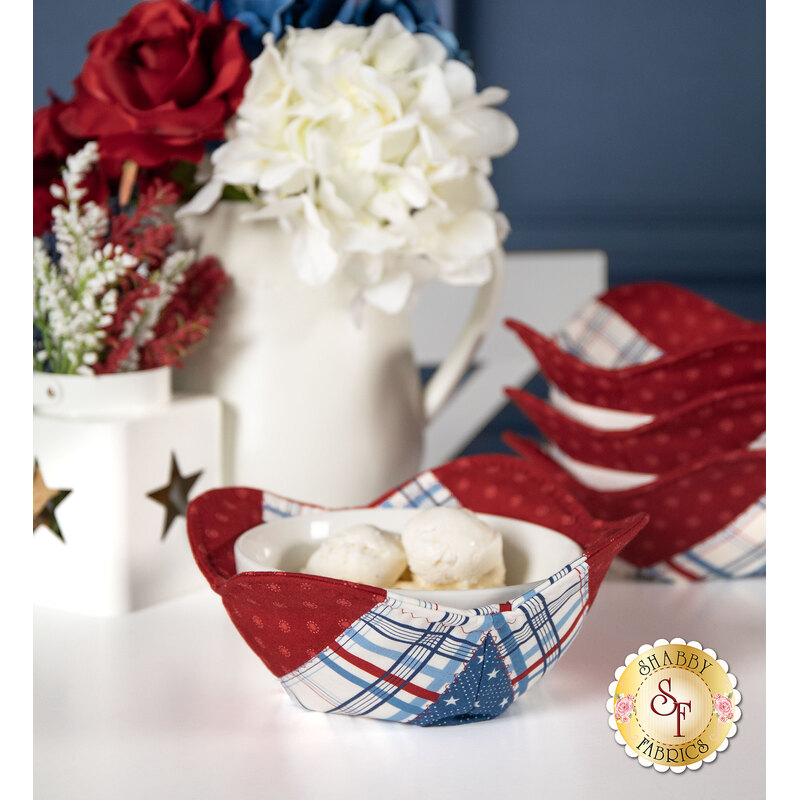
[187,455,647,725]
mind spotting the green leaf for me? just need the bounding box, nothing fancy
[220,185,251,202]
[168,161,201,200]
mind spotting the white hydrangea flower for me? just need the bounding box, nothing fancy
[180,14,517,313]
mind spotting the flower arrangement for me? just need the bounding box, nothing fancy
[34,0,516,328]
[33,0,252,237]
[188,0,467,60]
[180,14,518,312]
[33,142,227,375]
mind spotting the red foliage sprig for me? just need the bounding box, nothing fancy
[141,256,229,370]
[92,174,228,373]
[93,278,160,375]
[108,179,181,269]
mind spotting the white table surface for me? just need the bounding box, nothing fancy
[33,251,765,798]
[34,578,765,799]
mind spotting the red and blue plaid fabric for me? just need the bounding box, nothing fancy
[281,560,588,723]
[557,298,664,368]
[280,476,589,723]
[633,496,766,581]
[378,470,460,510]
[262,493,315,520]
[187,456,646,724]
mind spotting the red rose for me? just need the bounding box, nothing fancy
[59,0,250,170]
[33,95,108,235]
[34,95,83,164]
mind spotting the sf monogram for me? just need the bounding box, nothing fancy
[610,641,740,771]
[650,678,692,737]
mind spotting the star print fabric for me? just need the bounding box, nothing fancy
[413,636,514,726]
[187,456,647,724]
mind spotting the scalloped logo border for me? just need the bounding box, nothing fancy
[606,638,741,773]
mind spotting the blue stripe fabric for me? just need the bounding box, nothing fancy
[279,555,589,723]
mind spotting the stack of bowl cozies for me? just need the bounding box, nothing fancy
[504,282,766,581]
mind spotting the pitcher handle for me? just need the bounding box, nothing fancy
[423,249,506,423]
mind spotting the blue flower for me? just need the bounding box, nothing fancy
[188,0,467,61]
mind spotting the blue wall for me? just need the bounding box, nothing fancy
[34,0,765,317]
[455,0,765,317]
[34,1,132,106]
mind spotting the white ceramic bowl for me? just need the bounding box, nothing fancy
[234,508,582,609]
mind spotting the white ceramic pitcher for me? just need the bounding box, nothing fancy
[176,201,504,507]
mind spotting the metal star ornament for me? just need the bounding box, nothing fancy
[33,460,71,542]
[147,453,203,540]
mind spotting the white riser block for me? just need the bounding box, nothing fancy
[33,394,221,616]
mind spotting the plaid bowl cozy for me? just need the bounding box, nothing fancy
[187,455,647,725]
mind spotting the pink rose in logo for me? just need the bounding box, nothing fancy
[614,694,636,723]
[713,693,735,723]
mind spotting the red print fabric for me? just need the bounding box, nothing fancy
[505,435,766,568]
[599,282,763,352]
[434,457,644,605]
[507,319,766,415]
[187,456,648,679]
[506,382,765,475]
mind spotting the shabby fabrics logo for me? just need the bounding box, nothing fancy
[607,638,740,773]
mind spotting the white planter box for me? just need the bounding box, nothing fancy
[33,368,221,616]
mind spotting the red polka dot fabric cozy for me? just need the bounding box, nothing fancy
[506,282,765,416]
[186,456,648,725]
[506,436,765,580]
[507,319,765,415]
[505,282,766,581]
[599,282,763,350]
[506,382,765,475]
